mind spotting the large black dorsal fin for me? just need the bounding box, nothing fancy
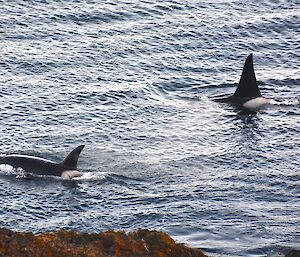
[233,54,261,98]
[61,145,85,169]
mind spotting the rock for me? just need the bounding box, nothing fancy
[0,228,207,257]
[285,250,300,257]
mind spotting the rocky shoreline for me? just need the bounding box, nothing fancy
[0,228,299,257]
[0,228,207,257]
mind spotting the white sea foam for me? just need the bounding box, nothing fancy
[0,164,26,178]
[270,98,299,106]
[0,164,15,174]
[73,171,106,181]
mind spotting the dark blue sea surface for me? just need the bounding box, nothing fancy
[0,1,299,256]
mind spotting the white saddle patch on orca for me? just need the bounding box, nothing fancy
[61,170,83,179]
[242,97,270,112]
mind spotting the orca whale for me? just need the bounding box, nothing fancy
[214,54,270,112]
[0,145,85,179]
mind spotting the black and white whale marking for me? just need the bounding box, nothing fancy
[0,145,85,179]
[214,54,270,112]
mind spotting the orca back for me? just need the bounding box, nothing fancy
[0,155,60,176]
[0,145,85,177]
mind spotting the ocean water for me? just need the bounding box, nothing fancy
[0,1,299,256]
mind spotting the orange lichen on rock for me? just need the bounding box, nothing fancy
[130,229,204,257]
[0,228,207,257]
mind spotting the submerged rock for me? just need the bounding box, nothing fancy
[0,228,207,257]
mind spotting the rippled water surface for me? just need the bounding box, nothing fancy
[0,1,299,256]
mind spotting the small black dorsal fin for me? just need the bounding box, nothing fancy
[61,145,85,169]
[233,54,262,98]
